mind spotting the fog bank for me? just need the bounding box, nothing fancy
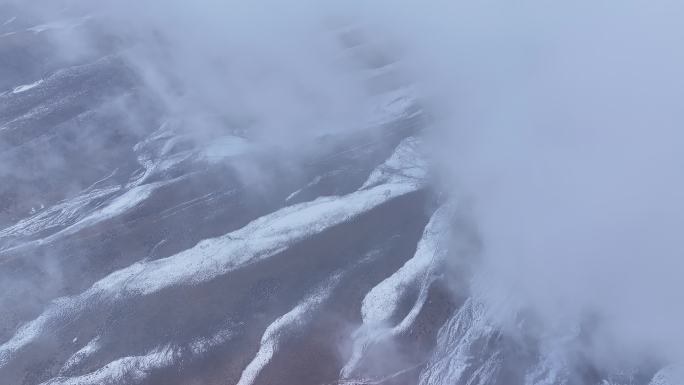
[366,0,684,371]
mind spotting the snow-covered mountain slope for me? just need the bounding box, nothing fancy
[0,8,676,385]
[0,125,433,385]
[0,13,440,385]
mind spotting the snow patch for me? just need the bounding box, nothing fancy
[0,177,177,261]
[649,366,684,385]
[12,79,44,94]
[129,124,193,187]
[44,181,165,242]
[38,323,236,384]
[418,299,502,385]
[342,205,450,378]
[285,175,322,203]
[61,337,102,374]
[362,205,449,324]
[362,136,427,190]
[40,345,175,385]
[188,326,236,356]
[237,275,340,385]
[0,186,120,243]
[86,184,153,220]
